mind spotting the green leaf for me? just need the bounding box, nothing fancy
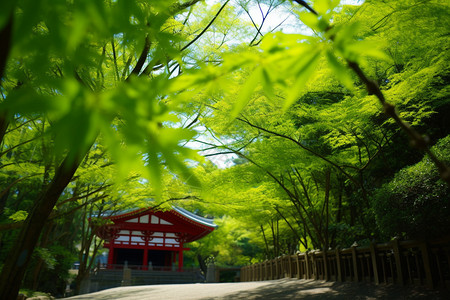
[8,210,28,222]
[333,22,361,54]
[231,67,262,119]
[325,50,354,90]
[314,0,340,16]
[346,40,393,63]
[67,12,89,52]
[146,145,163,198]
[261,68,276,101]
[284,50,321,110]
[299,12,320,31]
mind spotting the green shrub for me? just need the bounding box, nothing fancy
[372,135,450,240]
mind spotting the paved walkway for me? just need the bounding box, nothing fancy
[64,279,449,299]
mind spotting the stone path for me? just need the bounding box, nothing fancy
[64,278,449,300]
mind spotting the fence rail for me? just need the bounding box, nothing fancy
[241,237,450,289]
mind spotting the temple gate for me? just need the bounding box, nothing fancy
[95,207,217,271]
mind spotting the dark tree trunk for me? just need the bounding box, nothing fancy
[260,224,270,259]
[0,12,13,147]
[0,11,13,80]
[0,146,90,300]
[0,187,10,216]
[30,221,54,291]
[197,254,207,275]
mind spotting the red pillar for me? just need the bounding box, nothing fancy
[143,247,148,270]
[107,244,114,269]
[178,245,184,272]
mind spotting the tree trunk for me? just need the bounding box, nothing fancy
[197,254,207,275]
[324,169,331,250]
[260,224,270,259]
[0,11,13,81]
[0,186,10,216]
[0,146,90,300]
[0,12,13,146]
[30,221,54,291]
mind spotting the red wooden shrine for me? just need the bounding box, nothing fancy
[95,207,217,271]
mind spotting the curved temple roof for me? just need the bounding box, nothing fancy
[172,206,218,229]
[95,206,217,244]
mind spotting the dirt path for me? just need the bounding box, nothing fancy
[63,278,449,300]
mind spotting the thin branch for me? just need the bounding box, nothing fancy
[236,116,361,187]
[180,0,231,52]
[111,38,120,82]
[347,61,450,184]
[0,174,41,199]
[0,135,40,158]
[273,205,305,247]
[292,0,318,15]
[5,118,38,135]
[141,0,230,77]
[55,184,112,208]
[127,35,151,79]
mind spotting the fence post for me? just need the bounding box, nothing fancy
[274,258,278,279]
[369,242,380,285]
[391,238,405,286]
[270,259,273,280]
[305,252,310,279]
[335,248,342,282]
[296,254,301,279]
[323,249,329,281]
[260,262,263,281]
[288,255,292,278]
[311,252,318,280]
[351,246,359,282]
[259,262,262,281]
[419,242,435,289]
[279,257,283,279]
[263,261,267,281]
[246,265,249,281]
[280,257,284,278]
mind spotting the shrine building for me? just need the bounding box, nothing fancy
[95,207,217,271]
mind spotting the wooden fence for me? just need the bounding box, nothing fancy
[241,237,450,289]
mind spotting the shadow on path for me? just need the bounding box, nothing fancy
[201,279,450,300]
[64,279,450,300]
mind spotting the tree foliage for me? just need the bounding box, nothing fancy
[191,0,449,253]
[373,135,450,240]
[0,0,449,297]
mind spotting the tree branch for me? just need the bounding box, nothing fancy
[236,116,361,187]
[180,0,231,52]
[127,35,151,79]
[347,61,450,184]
